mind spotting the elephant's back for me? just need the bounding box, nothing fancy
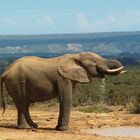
[3,56,37,75]
[3,56,60,79]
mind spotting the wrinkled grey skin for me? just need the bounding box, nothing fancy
[0,52,124,131]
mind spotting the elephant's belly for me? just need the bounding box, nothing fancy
[30,91,57,103]
[27,80,57,102]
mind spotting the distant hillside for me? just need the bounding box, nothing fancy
[0,31,140,56]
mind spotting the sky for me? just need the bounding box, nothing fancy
[0,0,140,35]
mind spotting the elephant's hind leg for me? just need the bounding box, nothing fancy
[17,107,30,128]
[13,98,30,129]
[15,80,31,128]
[5,79,30,128]
[16,76,38,128]
[25,104,38,128]
[13,91,38,129]
[16,102,38,129]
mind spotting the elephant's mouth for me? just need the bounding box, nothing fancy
[97,70,105,78]
[96,68,105,78]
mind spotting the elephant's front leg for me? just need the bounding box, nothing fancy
[56,79,72,131]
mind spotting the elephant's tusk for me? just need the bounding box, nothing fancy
[106,66,124,73]
[120,70,127,74]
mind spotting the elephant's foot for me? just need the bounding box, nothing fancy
[18,123,38,129]
[29,122,38,128]
[55,125,69,131]
[17,124,31,129]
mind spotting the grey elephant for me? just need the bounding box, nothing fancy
[0,52,125,131]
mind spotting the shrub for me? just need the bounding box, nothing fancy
[79,104,112,113]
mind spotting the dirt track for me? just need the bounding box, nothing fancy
[0,105,139,140]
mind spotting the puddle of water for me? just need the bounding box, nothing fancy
[81,126,140,138]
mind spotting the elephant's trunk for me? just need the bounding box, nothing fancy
[103,59,125,75]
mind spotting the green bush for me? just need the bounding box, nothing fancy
[73,67,140,113]
[79,104,112,113]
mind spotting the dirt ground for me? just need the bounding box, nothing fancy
[0,105,140,140]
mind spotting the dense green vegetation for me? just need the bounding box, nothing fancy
[73,67,140,113]
[0,59,140,113]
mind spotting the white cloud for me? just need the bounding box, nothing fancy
[0,15,54,27]
[0,18,15,26]
[0,14,54,34]
[76,11,140,32]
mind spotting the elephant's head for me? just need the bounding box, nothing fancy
[58,52,125,83]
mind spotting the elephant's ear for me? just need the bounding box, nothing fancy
[58,54,91,83]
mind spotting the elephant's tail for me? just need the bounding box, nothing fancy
[0,74,6,115]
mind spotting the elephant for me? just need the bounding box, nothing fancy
[0,52,125,131]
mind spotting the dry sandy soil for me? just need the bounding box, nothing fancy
[0,105,139,140]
